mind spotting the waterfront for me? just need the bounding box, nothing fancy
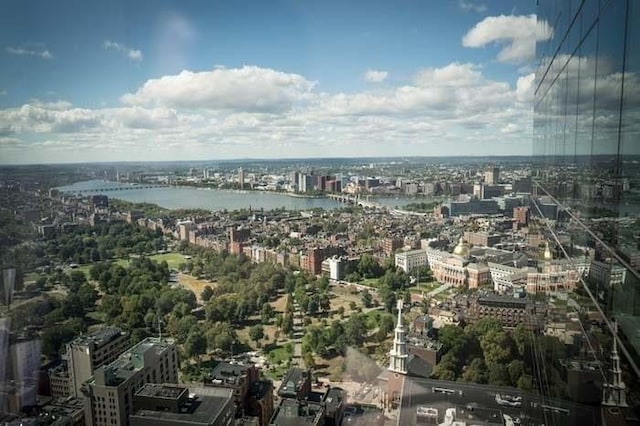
[55,180,424,211]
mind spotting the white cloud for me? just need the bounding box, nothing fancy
[121,66,316,112]
[0,62,549,162]
[515,72,535,103]
[414,62,482,87]
[462,15,553,64]
[104,40,143,61]
[364,69,389,83]
[6,46,52,59]
[458,0,487,13]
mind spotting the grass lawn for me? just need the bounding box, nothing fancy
[264,343,294,380]
[178,274,214,302]
[115,252,188,270]
[360,278,379,288]
[65,264,93,276]
[23,272,44,283]
[270,294,289,313]
[149,252,188,270]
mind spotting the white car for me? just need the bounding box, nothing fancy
[496,394,522,407]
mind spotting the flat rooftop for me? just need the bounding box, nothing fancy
[91,337,174,385]
[70,326,125,349]
[270,399,324,426]
[132,387,233,425]
[136,383,187,400]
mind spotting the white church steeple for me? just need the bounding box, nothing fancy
[602,322,628,407]
[388,300,408,374]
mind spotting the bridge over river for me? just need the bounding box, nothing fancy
[59,184,169,194]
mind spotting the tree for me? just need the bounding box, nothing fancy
[337,306,345,318]
[513,324,530,357]
[304,352,316,369]
[517,374,534,391]
[361,289,373,308]
[461,358,486,383]
[378,284,397,312]
[480,330,513,366]
[488,363,510,386]
[317,276,329,291]
[378,314,396,336]
[249,325,265,347]
[507,360,525,386]
[438,325,466,353]
[185,328,207,361]
[201,285,214,301]
[357,254,383,278]
[307,295,319,316]
[431,353,458,381]
[344,314,368,346]
[260,303,275,323]
[319,292,331,313]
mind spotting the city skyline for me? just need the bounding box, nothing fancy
[0,0,547,164]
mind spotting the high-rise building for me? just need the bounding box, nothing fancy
[238,168,245,190]
[0,325,41,414]
[484,167,499,185]
[535,0,640,414]
[81,337,179,426]
[67,327,130,398]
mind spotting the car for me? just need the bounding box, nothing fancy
[496,394,522,407]
[503,394,522,402]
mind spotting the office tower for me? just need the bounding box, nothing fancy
[67,327,130,398]
[129,384,234,426]
[534,0,639,413]
[484,167,499,185]
[4,332,41,412]
[238,168,245,190]
[0,318,9,413]
[82,337,179,426]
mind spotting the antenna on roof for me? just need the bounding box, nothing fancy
[157,315,163,342]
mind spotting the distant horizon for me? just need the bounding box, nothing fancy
[1,153,634,168]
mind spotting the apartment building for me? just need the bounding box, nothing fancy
[81,337,179,426]
[67,327,130,398]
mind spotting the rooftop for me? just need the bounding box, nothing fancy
[70,326,126,349]
[91,337,174,386]
[277,368,308,398]
[477,292,528,307]
[270,399,324,426]
[131,386,233,425]
[136,383,187,400]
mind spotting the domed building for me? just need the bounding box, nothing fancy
[425,237,490,289]
[452,237,470,259]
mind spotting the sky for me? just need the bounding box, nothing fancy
[0,0,551,164]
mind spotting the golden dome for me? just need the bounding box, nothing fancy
[543,242,553,261]
[453,237,470,258]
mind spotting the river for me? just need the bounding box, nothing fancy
[55,180,424,211]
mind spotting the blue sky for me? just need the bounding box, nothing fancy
[0,0,545,164]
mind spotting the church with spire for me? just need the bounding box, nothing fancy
[388,300,408,374]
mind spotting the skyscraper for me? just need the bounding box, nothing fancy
[238,168,245,190]
[484,167,499,185]
[534,0,640,410]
